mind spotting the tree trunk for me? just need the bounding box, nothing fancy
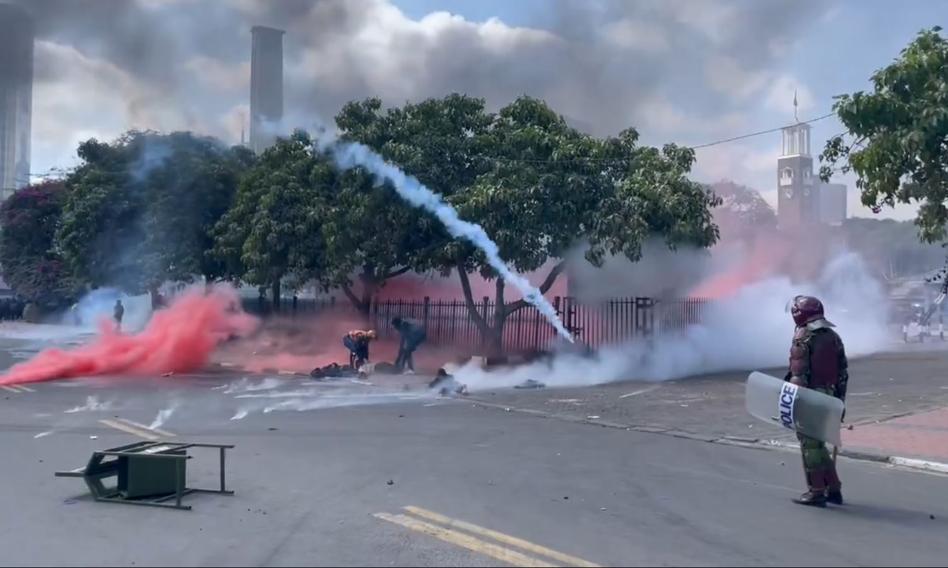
[457,261,568,358]
[456,262,490,340]
[271,280,281,313]
[359,276,377,319]
[486,277,507,358]
[340,278,376,320]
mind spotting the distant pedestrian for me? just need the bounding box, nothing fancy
[392,317,426,374]
[113,299,125,331]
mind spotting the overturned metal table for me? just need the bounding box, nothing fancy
[55,441,235,511]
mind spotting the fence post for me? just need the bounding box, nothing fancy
[423,296,431,332]
[533,302,542,352]
[481,296,490,352]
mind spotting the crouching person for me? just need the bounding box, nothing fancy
[392,317,426,375]
[343,329,377,369]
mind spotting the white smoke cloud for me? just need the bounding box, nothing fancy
[63,288,152,332]
[455,250,890,391]
[148,401,179,430]
[64,395,114,413]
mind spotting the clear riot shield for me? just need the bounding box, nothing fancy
[745,371,844,446]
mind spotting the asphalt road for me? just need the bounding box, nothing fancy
[465,344,948,446]
[1,368,947,567]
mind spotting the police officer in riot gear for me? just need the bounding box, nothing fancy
[785,295,849,507]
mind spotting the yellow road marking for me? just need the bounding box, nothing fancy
[404,506,600,568]
[374,513,557,567]
[16,384,36,392]
[98,419,161,441]
[1,386,20,393]
[115,418,176,438]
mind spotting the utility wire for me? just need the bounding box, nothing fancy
[688,112,836,150]
[17,111,839,177]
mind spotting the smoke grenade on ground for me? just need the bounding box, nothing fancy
[0,285,259,385]
[318,136,573,343]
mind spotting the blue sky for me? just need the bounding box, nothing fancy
[16,0,948,221]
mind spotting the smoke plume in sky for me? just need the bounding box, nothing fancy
[13,0,944,218]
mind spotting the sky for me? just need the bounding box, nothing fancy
[7,0,948,220]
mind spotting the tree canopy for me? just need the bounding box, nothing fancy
[708,180,777,238]
[333,94,720,350]
[820,27,948,243]
[56,130,251,295]
[0,180,76,307]
[211,130,327,307]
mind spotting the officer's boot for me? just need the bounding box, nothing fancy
[793,472,827,508]
[825,465,843,505]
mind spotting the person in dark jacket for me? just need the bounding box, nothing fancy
[392,317,426,374]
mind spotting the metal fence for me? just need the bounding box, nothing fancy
[242,295,709,354]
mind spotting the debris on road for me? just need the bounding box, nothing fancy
[310,363,357,380]
[387,480,395,486]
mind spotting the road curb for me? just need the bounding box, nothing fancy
[467,397,948,476]
[888,456,948,474]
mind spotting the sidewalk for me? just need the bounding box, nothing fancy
[844,406,948,463]
[464,347,948,467]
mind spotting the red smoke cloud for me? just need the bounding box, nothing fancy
[690,227,833,300]
[0,286,258,386]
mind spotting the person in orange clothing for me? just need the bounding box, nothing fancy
[343,329,377,369]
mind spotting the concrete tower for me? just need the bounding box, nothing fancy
[249,25,285,154]
[0,3,34,198]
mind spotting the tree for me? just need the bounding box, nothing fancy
[211,130,328,308]
[0,181,77,307]
[838,217,945,280]
[139,133,253,286]
[57,131,251,298]
[326,94,494,315]
[57,133,147,293]
[820,27,948,243]
[708,180,777,238]
[339,94,720,353]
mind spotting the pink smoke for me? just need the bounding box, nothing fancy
[0,285,259,385]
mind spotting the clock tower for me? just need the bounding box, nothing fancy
[777,117,818,229]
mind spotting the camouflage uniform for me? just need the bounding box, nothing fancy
[787,318,848,505]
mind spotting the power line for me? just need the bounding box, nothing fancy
[18,111,840,177]
[488,112,837,166]
[688,112,836,150]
